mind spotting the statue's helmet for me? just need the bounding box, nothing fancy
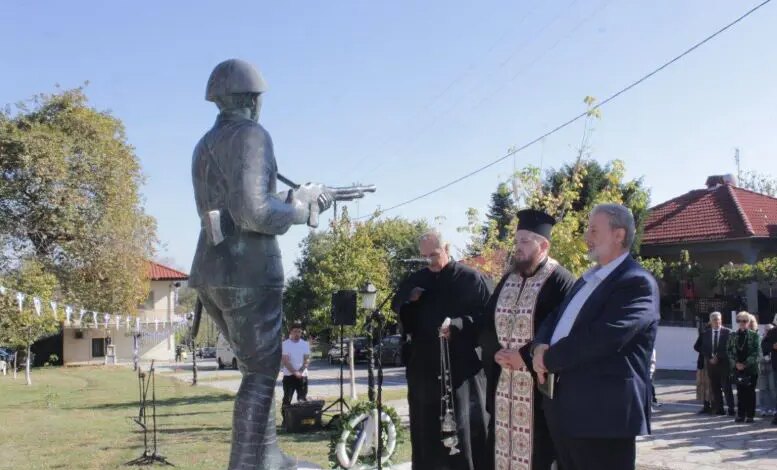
[205,59,268,102]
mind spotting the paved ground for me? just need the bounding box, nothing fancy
[153,361,777,469]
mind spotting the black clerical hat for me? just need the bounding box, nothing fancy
[516,209,556,239]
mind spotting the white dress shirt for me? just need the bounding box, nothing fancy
[550,252,629,345]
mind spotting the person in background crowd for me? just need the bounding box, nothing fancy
[760,314,777,425]
[693,324,713,414]
[695,311,735,416]
[727,312,761,423]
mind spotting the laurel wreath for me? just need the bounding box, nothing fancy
[327,400,404,469]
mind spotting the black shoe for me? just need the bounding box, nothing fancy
[715,409,726,415]
[735,416,745,423]
[728,409,736,416]
[745,417,754,423]
[698,407,712,415]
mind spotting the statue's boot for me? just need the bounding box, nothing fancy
[263,396,296,469]
[228,373,296,470]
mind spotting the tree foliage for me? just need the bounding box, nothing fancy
[716,257,777,288]
[460,98,651,279]
[0,87,157,314]
[284,213,429,339]
[461,159,651,279]
[737,169,777,197]
[0,259,60,384]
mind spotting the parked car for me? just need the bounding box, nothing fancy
[327,337,370,364]
[0,347,15,363]
[380,335,404,367]
[201,346,216,359]
[216,334,238,370]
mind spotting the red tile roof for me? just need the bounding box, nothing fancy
[147,261,189,281]
[642,184,777,245]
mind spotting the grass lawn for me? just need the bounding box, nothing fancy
[0,366,410,469]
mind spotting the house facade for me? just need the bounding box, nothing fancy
[640,175,777,326]
[61,261,189,365]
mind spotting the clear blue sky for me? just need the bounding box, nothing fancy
[2,1,776,277]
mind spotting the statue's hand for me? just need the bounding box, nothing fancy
[291,198,309,225]
[294,183,334,212]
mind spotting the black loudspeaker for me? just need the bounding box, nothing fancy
[331,290,357,326]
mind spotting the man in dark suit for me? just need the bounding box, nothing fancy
[530,204,659,470]
[694,311,735,416]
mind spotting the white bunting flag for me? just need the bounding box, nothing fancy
[0,285,6,295]
[154,318,159,331]
[50,301,58,320]
[104,313,110,329]
[65,306,73,324]
[33,297,42,316]
[16,292,25,312]
[78,309,85,325]
[92,312,98,329]
[115,315,121,329]
[136,317,141,331]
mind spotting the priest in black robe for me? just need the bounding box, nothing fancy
[392,229,492,470]
[480,209,575,470]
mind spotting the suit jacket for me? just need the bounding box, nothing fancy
[534,255,659,439]
[762,327,777,372]
[694,327,732,367]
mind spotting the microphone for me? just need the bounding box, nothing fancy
[399,258,431,265]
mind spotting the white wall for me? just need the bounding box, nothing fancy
[655,326,698,371]
[62,325,175,365]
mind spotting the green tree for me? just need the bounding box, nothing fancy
[0,259,59,385]
[461,98,651,279]
[483,182,517,244]
[284,214,428,340]
[0,87,157,314]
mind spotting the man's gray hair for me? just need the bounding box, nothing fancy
[591,204,636,249]
[709,311,722,321]
[418,229,447,249]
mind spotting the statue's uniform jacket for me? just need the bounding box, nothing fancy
[190,111,296,290]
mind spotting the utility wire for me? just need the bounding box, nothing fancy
[357,0,773,219]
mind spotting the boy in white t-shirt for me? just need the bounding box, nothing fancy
[281,321,311,406]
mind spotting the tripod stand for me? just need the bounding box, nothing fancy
[126,360,174,467]
[322,323,350,423]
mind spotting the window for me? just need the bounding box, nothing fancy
[92,338,105,358]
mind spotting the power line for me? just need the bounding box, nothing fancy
[357,0,773,219]
[356,0,597,181]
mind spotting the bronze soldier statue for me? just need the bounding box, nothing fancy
[189,58,348,469]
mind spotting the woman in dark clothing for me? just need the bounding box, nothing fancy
[727,312,762,422]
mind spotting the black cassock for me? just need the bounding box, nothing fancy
[392,260,492,470]
[479,259,575,470]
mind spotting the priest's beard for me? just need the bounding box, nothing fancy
[511,250,542,275]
